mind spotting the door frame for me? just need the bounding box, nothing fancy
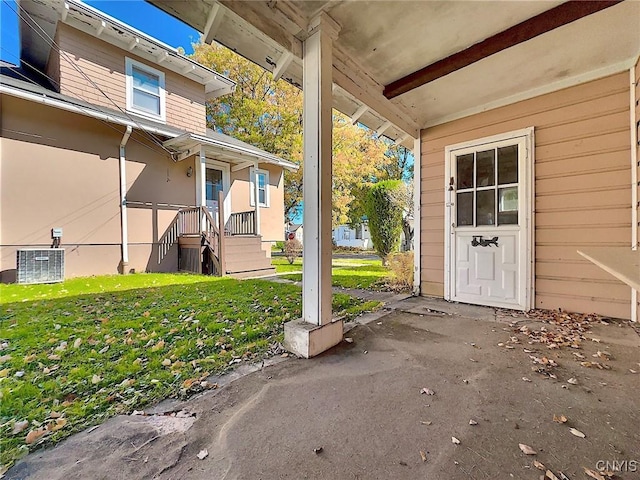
[196,155,231,224]
[443,127,535,310]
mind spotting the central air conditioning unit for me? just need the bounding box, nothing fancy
[16,249,65,284]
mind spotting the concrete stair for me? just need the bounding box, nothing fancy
[223,235,275,279]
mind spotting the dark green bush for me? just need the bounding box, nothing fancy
[365,180,403,264]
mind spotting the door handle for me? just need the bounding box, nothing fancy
[471,236,499,247]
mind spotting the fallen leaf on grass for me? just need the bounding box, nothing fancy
[545,470,560,480]
[451,437,460,445]
[91,374,101,384]
[25,428,47,444]
[583,468,606,480]
[47,418,67,432]
[24,354,36,363]
[73,338,82,349]
[0,368,9,378]
[569,428,585,438]
[420,388,435,395]
[197,449,208,460]
[553,414,568,424]
[420,450,427,462]
[161,359,171,366]
[519,443,536,455]
[151,340,165,352]
[533,460,546,470]
[12,420,29,435]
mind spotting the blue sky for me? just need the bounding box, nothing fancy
[0,0,199,65]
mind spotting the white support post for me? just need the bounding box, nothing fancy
[284,13,342,358]
[196,147,206,208]
[253,164,261,236]
[630,65,638,322]
[413,136,421,295]
[119,126,132,274]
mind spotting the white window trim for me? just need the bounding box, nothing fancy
[125,57,166,123]
[250,167,270,208]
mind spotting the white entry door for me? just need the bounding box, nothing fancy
[445,129,533,310]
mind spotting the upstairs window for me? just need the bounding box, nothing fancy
[125,58,165,121]
[250,168,270,207]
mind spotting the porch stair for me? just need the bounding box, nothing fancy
[223,235,275,279]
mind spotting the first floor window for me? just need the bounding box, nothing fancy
[250,168,270,207]
[125,57,166,121]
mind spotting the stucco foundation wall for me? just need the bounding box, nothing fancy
[54,23,206,134]
[228,163,285,250]
[0,96,194,281]
[421,72,632,319]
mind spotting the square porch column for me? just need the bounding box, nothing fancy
[284,14,342,358]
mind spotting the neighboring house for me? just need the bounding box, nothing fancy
[285,223,303,244]
[332,224,371,250]
[150,1,640,344]
[0,0,298,282]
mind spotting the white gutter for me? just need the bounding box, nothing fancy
[0,84,179,138]
[119,126,132,273]
[630,65,638,322]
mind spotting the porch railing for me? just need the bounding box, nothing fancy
[225,210,257,236]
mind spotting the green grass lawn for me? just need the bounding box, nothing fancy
[272,257,390,290]
[0,274,380,471]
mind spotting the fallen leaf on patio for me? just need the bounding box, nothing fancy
[420,388,435,395]
[25,428,47,444]
[344,337,353,343]
[420,421,432,425]
[451,437,460,445]
[519,443,536,455]
[12,420,29,435]
[280,353,289,358]
[630,369,637,374]
[469,419,478,425]
[545,470,560,480]
[553,414,568,424]
[572,352,586,359]
[594,351,611,360]
[590,338,601,343]
[583,468,606,480]
[469,358,477,362]
[522,377,532,382]
[498,343,505,347]
[91,374,101,384]
[420,450,427,462]
[197,449,208,460]
[313,447,323,454]
[533,460,546,470]
[567,377,578,385]
[569,428,585,438]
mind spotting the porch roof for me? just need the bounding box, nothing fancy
[163,131,300,171]
[148,1,640,137]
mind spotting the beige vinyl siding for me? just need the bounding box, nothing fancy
[54,23,206,133]
[421,72,632,319]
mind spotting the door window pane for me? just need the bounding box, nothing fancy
[476,190,495,225]
[457,192,473,226]
[476,149,495,187]
[206,168,223,202]
[456,154,474,189]
[498,187,518,225]
[498,145,518,185]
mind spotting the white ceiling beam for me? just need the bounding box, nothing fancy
[203,2,224,45]
[183,64,195,75]
[350,104,368,125]
[61,2,69,21]
[157,51,168,64]
[96,20,106,37]
[272,51,294,81]
[376,121,392,136]
[175,149,195,162]
[128,38,139,51]
[231,161,254,172]
[397,133,410,145]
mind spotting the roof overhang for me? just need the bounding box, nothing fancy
[18,0,236,98]
[163,132,299,171]
[148,0,640,133]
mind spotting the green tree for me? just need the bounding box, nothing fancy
[365,180,404,264]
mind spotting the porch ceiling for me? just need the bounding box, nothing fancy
[148,0,640,132]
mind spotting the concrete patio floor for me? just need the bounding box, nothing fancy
[7,297,640,480]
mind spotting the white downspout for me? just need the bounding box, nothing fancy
[119,126,132,273]
[413,136,421,295]
[253,164,261,236]
[630,66,638,322]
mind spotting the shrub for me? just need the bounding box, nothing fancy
[387,251,414,290]
[274,241,285,252]
[365,180,404,264]
[284,238,302,264]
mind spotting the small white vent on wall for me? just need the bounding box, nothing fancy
[17,249,65,284]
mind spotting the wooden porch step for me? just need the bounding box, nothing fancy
[227,267,276,279]
[222,234,274,279]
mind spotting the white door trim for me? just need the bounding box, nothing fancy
[444,127,535,310]
[201,158,231,224]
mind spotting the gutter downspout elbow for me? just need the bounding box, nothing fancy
[119,126,132,274]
